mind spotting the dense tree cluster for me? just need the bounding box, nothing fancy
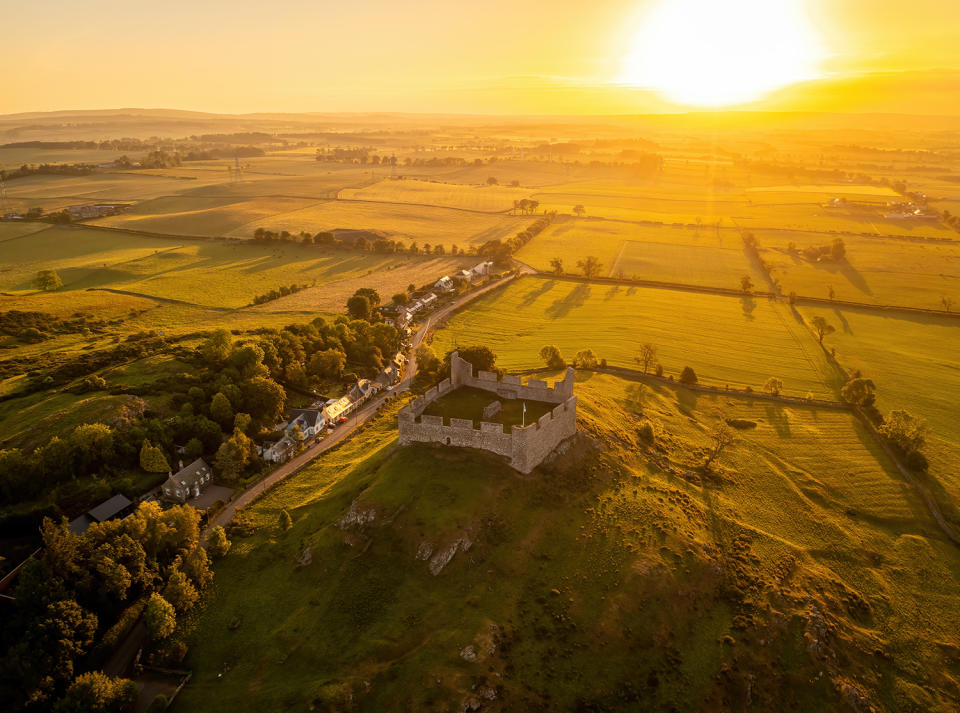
[0,503,212,710]
[251,283,309,305]
[0,310,110,344]
[478,212,555,265]
[0,163,95,182]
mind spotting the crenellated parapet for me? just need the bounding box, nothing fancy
[397,352,577,473]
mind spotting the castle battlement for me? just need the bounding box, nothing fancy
[397,351,577,473]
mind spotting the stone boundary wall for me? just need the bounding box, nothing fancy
[397,351,578,473]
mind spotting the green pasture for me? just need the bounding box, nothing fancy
[429,276,838,397]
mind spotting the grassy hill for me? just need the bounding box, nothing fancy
[175,372,960,713]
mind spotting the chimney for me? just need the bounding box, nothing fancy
[178,459,183,471]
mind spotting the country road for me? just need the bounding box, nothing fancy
[202,270,517,539]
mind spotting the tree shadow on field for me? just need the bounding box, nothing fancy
[626,286,637,296]
[519,279,555,308]
[833,307,853,335]
[676,386,699,415]
[765,403,791,438]
[605,285,621,300]
[740,294,756,320]
[546,283,591,319]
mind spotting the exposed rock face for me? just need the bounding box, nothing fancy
[428,536,473,575]
[337,501,376,529]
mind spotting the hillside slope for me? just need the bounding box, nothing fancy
[176,373,960,713]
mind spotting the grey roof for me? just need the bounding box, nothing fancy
[289,409,324,428]
[166,458,211,489]
[87,494,133,523]
[69,514,94,536]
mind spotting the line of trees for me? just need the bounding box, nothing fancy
[477,212,556,265]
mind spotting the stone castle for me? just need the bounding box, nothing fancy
[398,351,578,473]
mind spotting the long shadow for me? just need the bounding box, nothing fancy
[837,259,872,296]
[764,403,791,438]
[740,294,756,320]
[546,282,591,319]
[833,307,853,335]
[605,285,621,300]
[676,387,699,415]
[519,278,555,308]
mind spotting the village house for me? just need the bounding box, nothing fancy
[161,458,213,504]
[421,292,438,308]
[263,436,296,464]
[434,276,455,292]
[286,408,325,439]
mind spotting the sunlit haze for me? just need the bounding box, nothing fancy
[619,0,826,106]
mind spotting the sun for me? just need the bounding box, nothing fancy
[620,0,826,107]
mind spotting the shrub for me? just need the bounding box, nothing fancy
[538,345,566,370]
[679,366,698,385]
[637,421,655,444]
[208,526,232,558]
[572,349,599,370]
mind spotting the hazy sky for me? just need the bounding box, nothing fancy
[2,0,958,115]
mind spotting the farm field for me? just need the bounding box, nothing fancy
[514,218,765,288]
[176,373,960,713]
[758,231,960,309]
[339,178,532,212]
[799,304,960,524]
[91,195,319,237]
[230,198,530,248]
[429,276,839,397]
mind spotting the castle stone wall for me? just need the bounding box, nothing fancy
[397,351,578,473]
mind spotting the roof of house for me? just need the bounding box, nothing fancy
[289,409,324,429]
[265,435,296,454]
[88,494,133,523]
[68,514,94,536]
[166,458,211,489]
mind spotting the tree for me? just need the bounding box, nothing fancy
[549,257,564,276]
[679,366,698,385]
[353,287,381,307]
[828,284,836,301]
[233,412,251,434]
[346,294,371,321]
[54,671,138,713]
[307,348,346,379]
[139,440,170,473]
[577,255,602,278]
[34,269,63,291]
[841,377,876,407]
[278,509,293,532]
[573,204,585,217]
[184,438,204,460]
[572,349,599,369]
[241,377,285,425]
[880,410,927,460]
[942,296,954,312]
[762,377,783,396]
[392,291,409,306]
[144,593,176,640]
[811,316,835,344]
[486,176,498,185]
[740,275,754,293]
[207,526,231,559]
[215,428,257,481]
[635,343,657,373]
[538,345,566,370]
[18,599,98,693]
[210,392,234,429]
[705,418,737,467]
[163,569,199,612]
[201,328,232,364]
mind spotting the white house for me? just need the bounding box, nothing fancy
[286,409,325,439]
[434,276,455,292]
[161,458,212,503]
[421,292,438,308]
[263,436,296,464]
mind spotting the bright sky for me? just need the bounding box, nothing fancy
[1,0,958,115]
